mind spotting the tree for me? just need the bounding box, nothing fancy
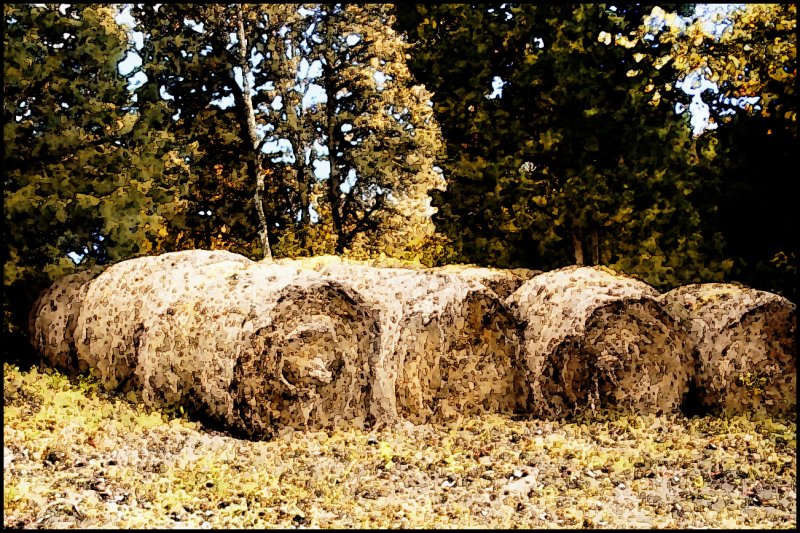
[395,4,730,288]
[395,4,532,267]
[246,6,327,254]
[646,4,796,125]
[645,4,797,301]
[131,4,297,260]
[132,3,446,262]
[711,112,796,302]
[311,4,444,256]
[3,4,190,362]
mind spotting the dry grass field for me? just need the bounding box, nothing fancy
[4,363,796,529]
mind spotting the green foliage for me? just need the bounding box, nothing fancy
[396,4,728,289]
[131,4,446,264]
[650,4,796,125]
[3,4,191,362]
[311,4,445,257]
[130,4,280,259]
[647,4,796,301]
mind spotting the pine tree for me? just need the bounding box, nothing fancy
[4,4,190,361]
[396,4,730,288]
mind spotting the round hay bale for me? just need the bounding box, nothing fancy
[276,258,417,423]
[506,265,692,418]
[135,260,379,436]
[427,265,542,300]
[394,280,527,424]
[28,267,105,374]
[74,250,252,391]
[281,258,528,424]
[658,283,796,415]
[234,271,379,435]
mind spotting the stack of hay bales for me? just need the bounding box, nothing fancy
[659,283,796,416]
[507,265,692,418]
[282,256,528,424]
[73,250,252,392]
[32,250,796,435]
[28,267,105,375]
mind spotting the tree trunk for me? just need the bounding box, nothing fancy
[296,159,310,250]
[572,230,584,266]
[589,229,599,265]
[252,166,272,260]
[321,5,344,253]
[236,6,272,260]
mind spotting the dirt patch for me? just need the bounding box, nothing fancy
[4,363,796,529]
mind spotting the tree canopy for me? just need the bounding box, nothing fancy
[395,4,731,288]
[129,3,444,260]
[4,4,191,357]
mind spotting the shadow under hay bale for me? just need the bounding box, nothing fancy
[133,259,379,436]
[659,283,797,416]
[28,267,106,375]
[506,265,692,419]
[74,250,252,392]
[281,257,529,425]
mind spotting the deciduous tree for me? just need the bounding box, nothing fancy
[647,4,796,301]
[132,4,445,262]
